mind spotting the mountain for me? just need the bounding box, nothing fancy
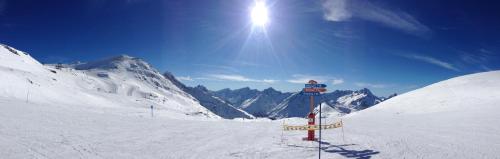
[238,87,292,117]
[214,86,382,119]
[0,44,219,119]
[163,72,254,119]
[213,87,261,107]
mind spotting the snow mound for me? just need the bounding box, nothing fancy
[343,70,500,158]
[360,70,500,115]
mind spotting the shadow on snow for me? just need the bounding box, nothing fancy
[318,141,380,159]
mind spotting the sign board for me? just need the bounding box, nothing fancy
[304,84,327,88]
[303,88,327,93]
[302,92,320,96]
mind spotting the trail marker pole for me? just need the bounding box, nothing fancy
[319,102,322,159]
[150,105,154,117]
[341,119,345,143]
[26,89,30,103]
[281,120,285,145]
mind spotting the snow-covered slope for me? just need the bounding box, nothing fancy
[0,44,218,119]
[337,70,500,158]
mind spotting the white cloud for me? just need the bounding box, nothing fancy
[321,0,431,37]
[209,74,277,84]
[355,82,390,88]
[322,0,351,21]
[402,54,459,71]
[262,79,279,83]
[176,76,193,81]
[332,79,344,85]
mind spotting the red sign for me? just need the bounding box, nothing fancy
[303,88,327,92]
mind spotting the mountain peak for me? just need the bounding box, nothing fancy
[239,87,251,90]
[74,54,152,71]
[194,85,209,91]
[263,87,278,93]
[357,88,373,95]
[112,54,134,60]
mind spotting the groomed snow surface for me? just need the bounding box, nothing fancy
[1,45,500,158]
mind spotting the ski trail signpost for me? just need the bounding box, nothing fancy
[303,80,326,141]
[282,80,344,159]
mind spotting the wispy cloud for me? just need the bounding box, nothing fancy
[355,82,391,88]
[332,79,344,85]
[459,48,495,71]
[321,0,431,37]
[209,74,277,84]
[176,76,194,82]
[401,54,459,71]
[287,74,344,85]
[192,64,239,73]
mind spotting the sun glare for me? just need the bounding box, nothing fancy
[251,1,269,26]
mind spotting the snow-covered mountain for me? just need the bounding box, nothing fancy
[267,89,381,118]
[240,87,293,117]
[213,87,262,107]
[163,72,254,119]
[214,87,382,118]
[0,44,218,119]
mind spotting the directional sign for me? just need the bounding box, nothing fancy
[303,88,327,93]
[305,84,327,88]
[302,92,320,96]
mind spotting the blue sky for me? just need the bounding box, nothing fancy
[1,0,499,96]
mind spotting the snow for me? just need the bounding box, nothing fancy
[0,46,219,119]
[340,70,500,158]
[1,44,500,158]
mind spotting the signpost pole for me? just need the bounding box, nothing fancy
[319,102,322,159]
[307,96,315,141]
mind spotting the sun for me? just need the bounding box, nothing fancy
[251,1,269,26]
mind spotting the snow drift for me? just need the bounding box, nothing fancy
[338,70,500,158]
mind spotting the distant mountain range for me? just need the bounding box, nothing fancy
[0,43,394,119]
[211,87,392,119]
